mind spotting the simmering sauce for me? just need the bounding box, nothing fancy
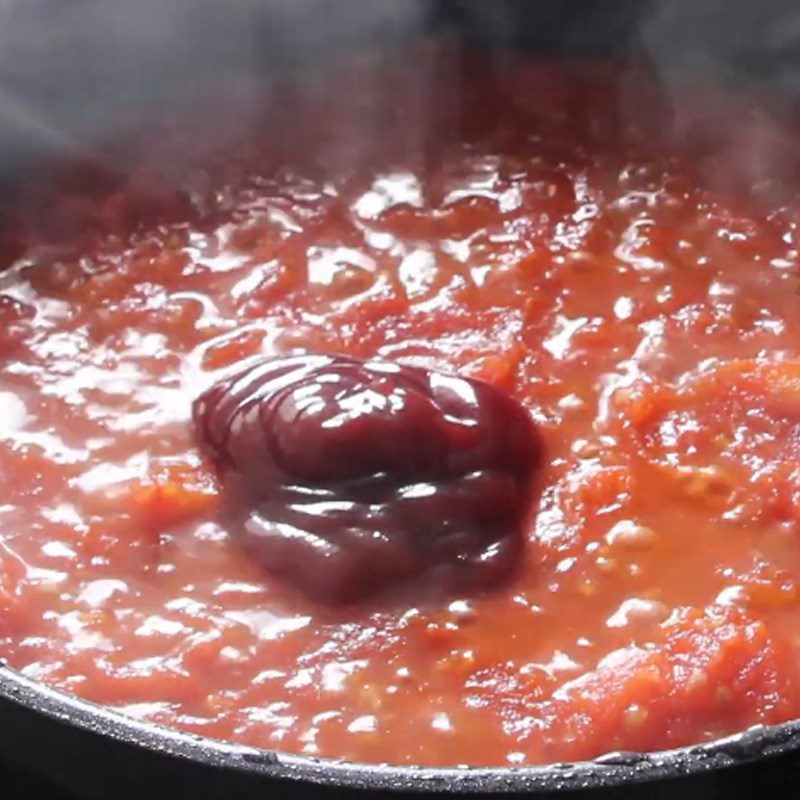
[2,57,800,766]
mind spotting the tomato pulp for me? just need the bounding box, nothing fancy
[2,57,800,766]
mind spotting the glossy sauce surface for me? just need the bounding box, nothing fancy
[194,354,540,604]
[2,57,800,766]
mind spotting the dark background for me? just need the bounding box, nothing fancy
[3,0,800,181]
[5,759,65,799]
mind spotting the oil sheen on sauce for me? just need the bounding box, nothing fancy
[1,57,800,766]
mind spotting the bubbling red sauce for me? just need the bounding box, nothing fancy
[2,56,800,767]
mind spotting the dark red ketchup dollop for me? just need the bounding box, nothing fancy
[193,354,541,603]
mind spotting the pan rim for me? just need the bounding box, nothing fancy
[2,663,800,794]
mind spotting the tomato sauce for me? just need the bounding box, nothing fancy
[2,57,800,767]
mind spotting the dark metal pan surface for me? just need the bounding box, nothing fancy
[3,664,800,799]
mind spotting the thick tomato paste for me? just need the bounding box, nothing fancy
[2,58,800,766]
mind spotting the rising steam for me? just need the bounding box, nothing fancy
[1,0,799,194]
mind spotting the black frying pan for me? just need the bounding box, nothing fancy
[2,2,800,797]
[2,664,800,799]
